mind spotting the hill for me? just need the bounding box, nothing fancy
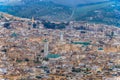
[0,0,120,27]
[75,1,120,27]
[0,1,72,21]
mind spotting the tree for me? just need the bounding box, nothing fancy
[11,32,18,38]
[33,23,37,28]
[43,57,49,61]
[4,23,11,29]
[24,58,29,62]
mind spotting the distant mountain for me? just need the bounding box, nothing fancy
[0,0,110,6]
[0,1,72,21]
[0,0,120,27]
[51,0,110,6]
[75,1,120,27]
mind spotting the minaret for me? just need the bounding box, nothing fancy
[93,23,97,38]
[43,39,49,57]
[85,23,88,27]
[32,17,35,24]
[70,21,73,30]
[85,23,90,34]
[31,17,35,28]
[60,31,64,42]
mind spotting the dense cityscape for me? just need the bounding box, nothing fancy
[0,12,120,80]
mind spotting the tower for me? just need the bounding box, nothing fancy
[32,17,35,24]
[43,39,49,57]
[60,31,64,42]
[70,21,74,30]
[31,17,37,28]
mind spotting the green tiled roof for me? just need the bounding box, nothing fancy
[43,39,48,42]
[47,54,61,58]
[72,41,91,46]
[98,48,103,50]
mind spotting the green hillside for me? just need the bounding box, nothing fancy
[74,2,113,18]
[75,1,120,27]
[0,1,120,27]
[0,1,72,21]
